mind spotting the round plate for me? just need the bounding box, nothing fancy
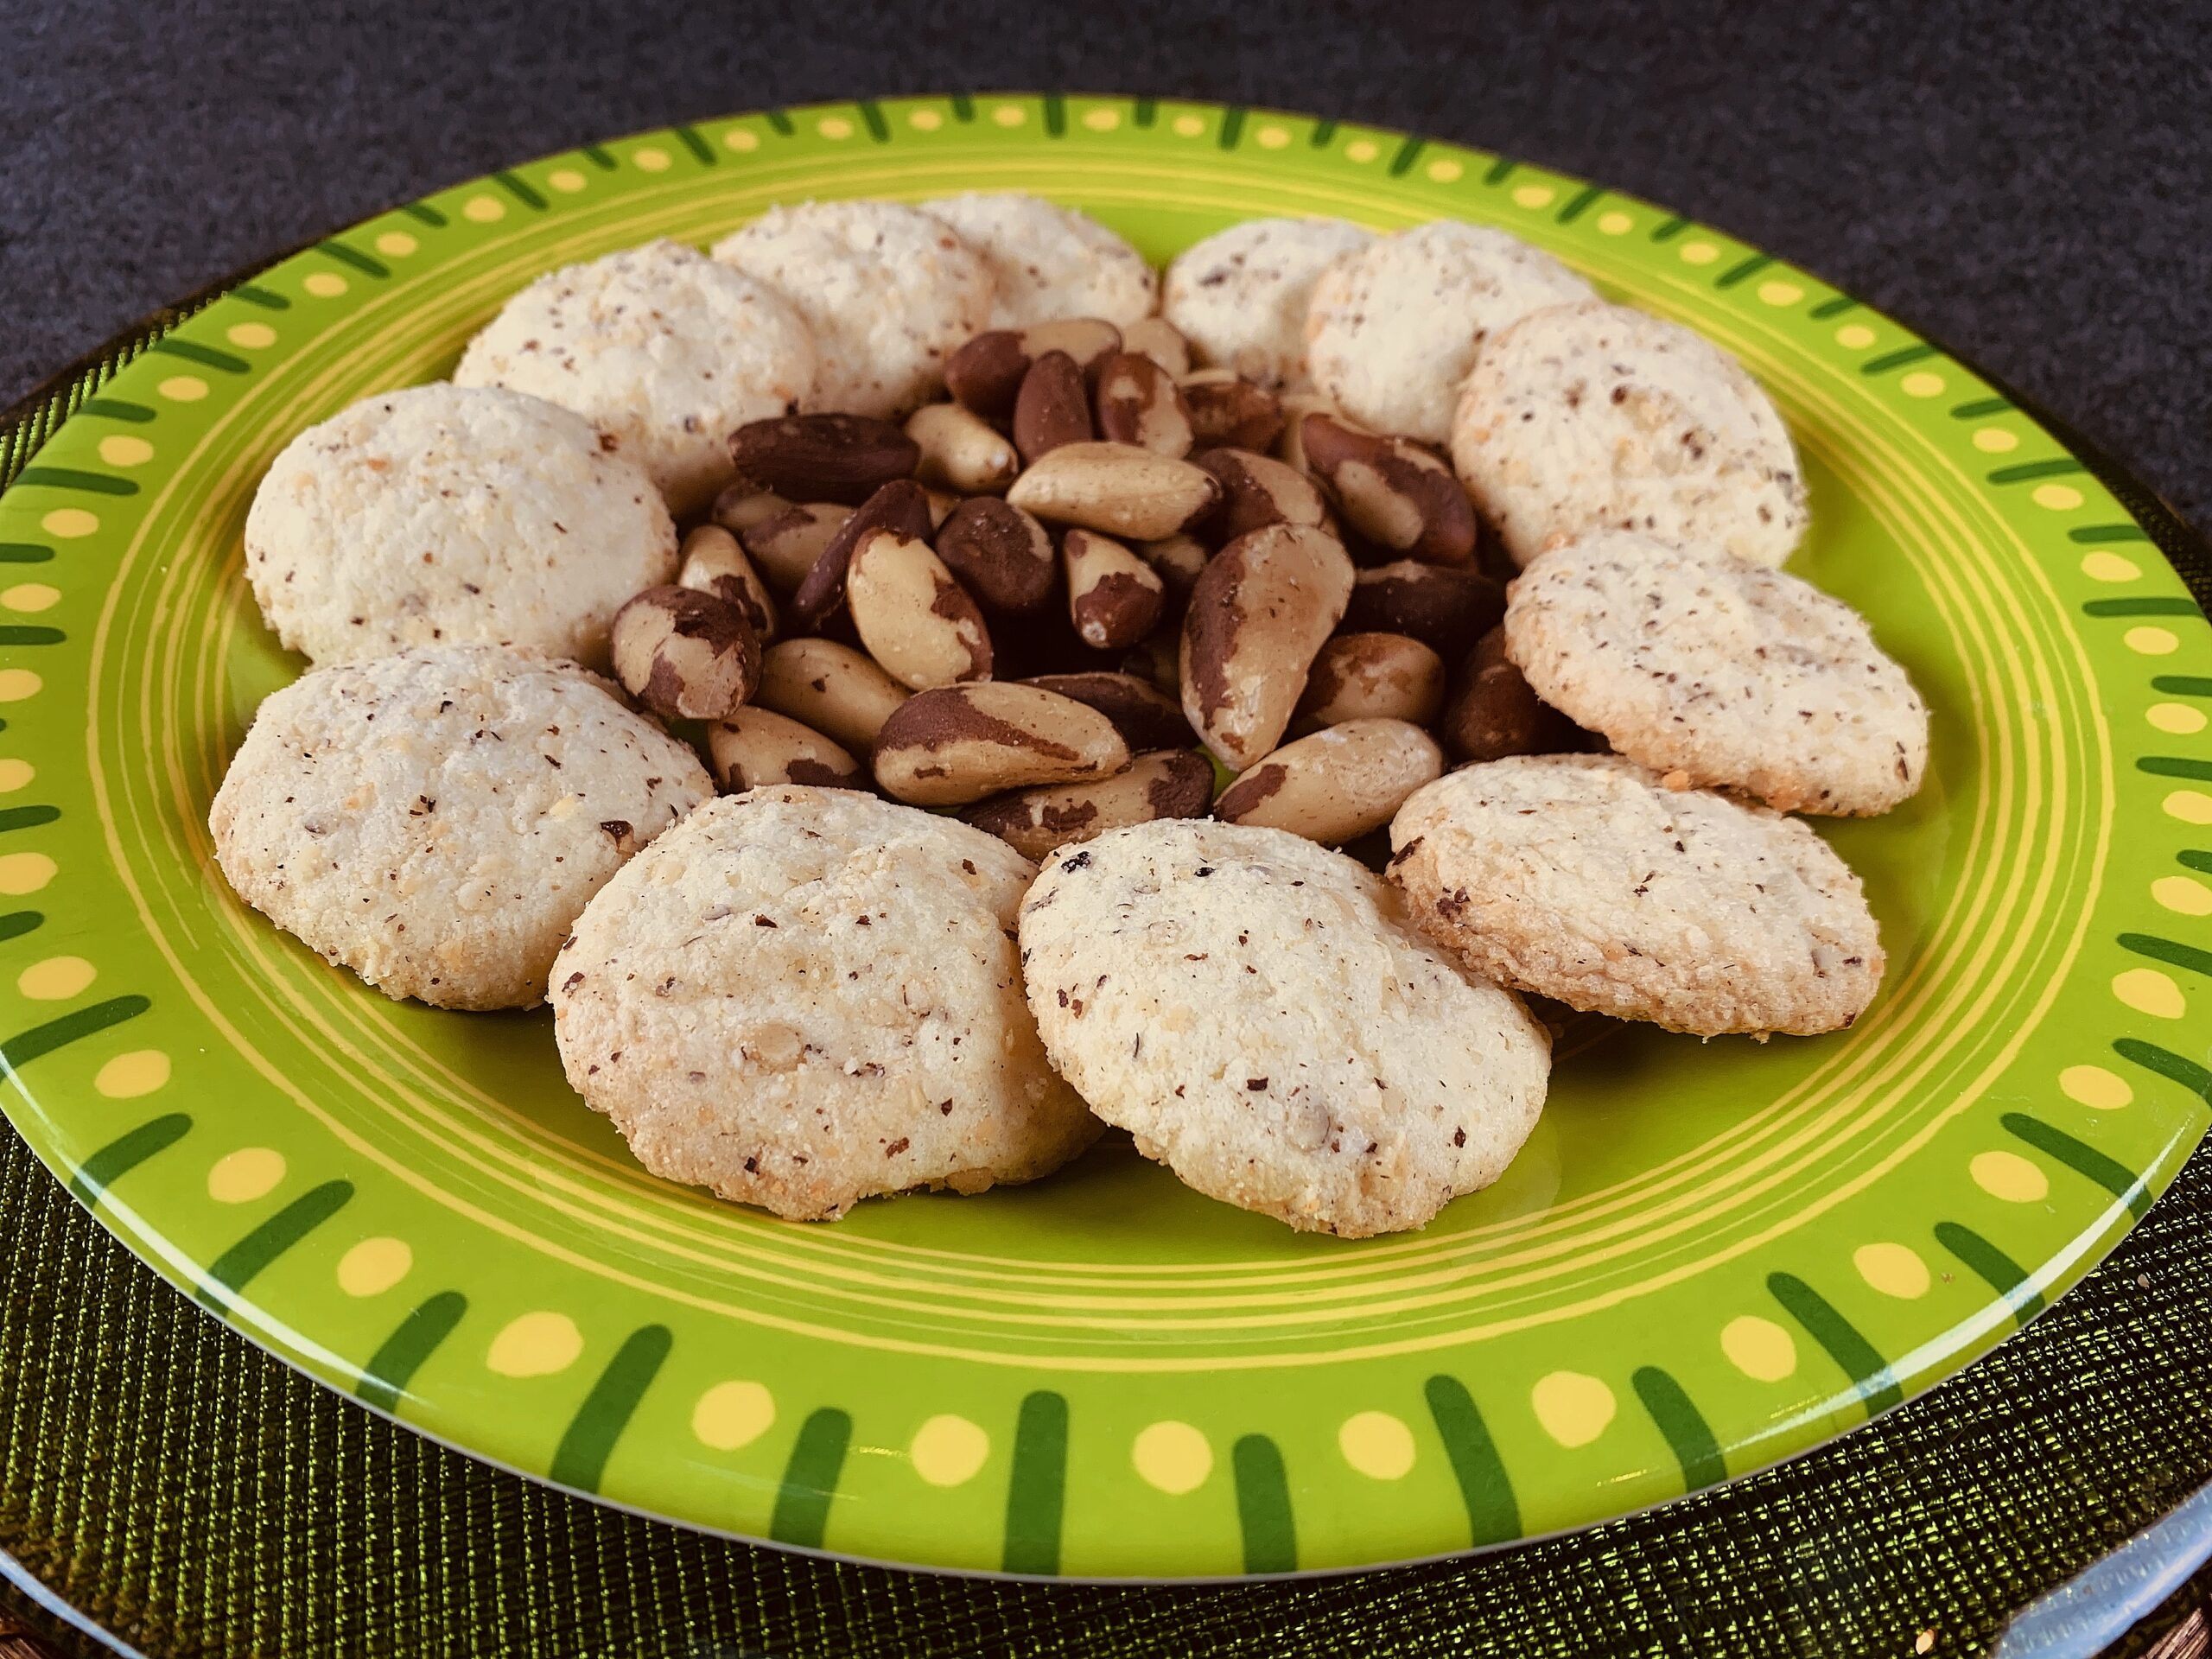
[1,94,2206,1582]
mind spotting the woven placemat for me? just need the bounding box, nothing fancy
[2,275,2210,1659]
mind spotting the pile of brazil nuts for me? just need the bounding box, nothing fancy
[604,312,1581,860]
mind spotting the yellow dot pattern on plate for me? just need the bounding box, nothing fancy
[1132,1421,1212,1493]
[462,194,505,223]
[1835,323,1877,350]
[1081,108,1118,131]
[1854,1241,1931,1299]
[2032,482,2083,511]
[3,584,59,613]
[2080,552,2139,582]
[1757,280,1804,306]
[908,110,942,132]
[693,1380,776,1450]
[2148,702,2208,734]
[207,1147,285,1204]
[18,956,92,1000]
[302,272,347,298]
[1972,1150,2050,1204]
[0,854,55,894]
[2059,1064,2133,1110]
[1679,240,1720,265]
[1338,1410,1416,1479]
[2152,875,2212,918]
[548,168,587,193]
[1256,124,1292,149]
[41,508,98,540]
[1531,1370,1616,1447]
[1900,372,1946,398]
[633,145,672,170]
[0,760,33,792]
[157,374,207,402]
[994,105,1027,129]
[226,321,278,349]
[2166,790,2212,824]
[816,118,852,140]
[337,1236,413,1297]
[95,1049,170,1098]
[97,435,153,467]
[0,671,41,702]
[1172,113,1205,137]
[725,128,760,151]
[1344,138,1379,162]
[1596,211,1633,235]
[372,231,417,257]
[1720,1315,1798,1382]
[2113,967,2185,1019]
[910,1414,990,1486]
[1973,427,2018,454]
[486,1311,583,1377]
[2126,626,2181,656]
[1510,182,1554,207]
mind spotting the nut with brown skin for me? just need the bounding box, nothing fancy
[1120,626,1181,696]
[1194,448,1332,543]
[1062,528,1166,652]
[1179,367,1285,452]
[905,402,1021,495]
[1093,352,1194,457]
[1440,626,1584,764]
[711,485,795,535]
[1215,718,1444,844]
[1120,315,1192,379]
[845,529,994,690]
[707,706,866,791]
[610,585,762,721]
[944,318,1124,419]
[788,478,936,632]
[933,498,1058,616]
[1340,560,1506,653]
[1272,391,1337,474]
[1294,632,1446,731]
[1012,350,1095,465]
[1179,522,1356,770]
[1021,671,1192,751]
[872,681,1130,806]
[1134,531,1210,602]
[1300,413,1478,566]
[740,501,853,596]
[1005,442,1222,542]
[727,413,919,505]
[963,748,1215,860]
[755,637,911,754]
[677,524,778,642]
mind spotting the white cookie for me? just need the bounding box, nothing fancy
[712,200,996,419]
[244,383,677,668]
[1505,531,1929,814]
[1019,819,1550,1237]
[209,645,712,1010]
[921,192,1156,328]
[1452,301,1808,568]
[454,238,816,516]
[1303,221,1594,443]
[1163,216,1374,389]
[1389,754,1884,1036]
[551,788,1098,1221]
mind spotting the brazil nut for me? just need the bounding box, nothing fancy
[1179,368,1285,452]
[1012,350,1096,464]
[707,707,866,791]
[1300,414,1478,566]
[609,585,761,721]
[1339,560,1506,653]
[1021,671,1192,751]
[1439,626,1584,764]
[844,530,994,690]
[1005,442,1222,542]
[1120,316,1192,379]
[1134,532,1210,602]
[788,478,936,632]
[711,485,796,536]
[905,402,1020,495]
[1293,632,1446,731]
[1214,718,1444,844]
[1194,448,1332,543]
[727,412,918,505]
[1272,392,1337,474]
[1179,523,1356,770]
[945,318,1124,419]
[739,501,852,595]
[755,637,911,754]
[1093,352,1194,457]
[934,498,1058,616]
[677,524,778,642]
[872,682,1131,806]
[1063,528,1166,651]
[963,748,1215,860]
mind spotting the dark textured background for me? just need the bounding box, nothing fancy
[1,0,2208,531]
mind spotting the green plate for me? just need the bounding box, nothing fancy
[1,93,2207,1582]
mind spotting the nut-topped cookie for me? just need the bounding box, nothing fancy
[1503,531,1929,813]
[1389,754,1885,1036]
